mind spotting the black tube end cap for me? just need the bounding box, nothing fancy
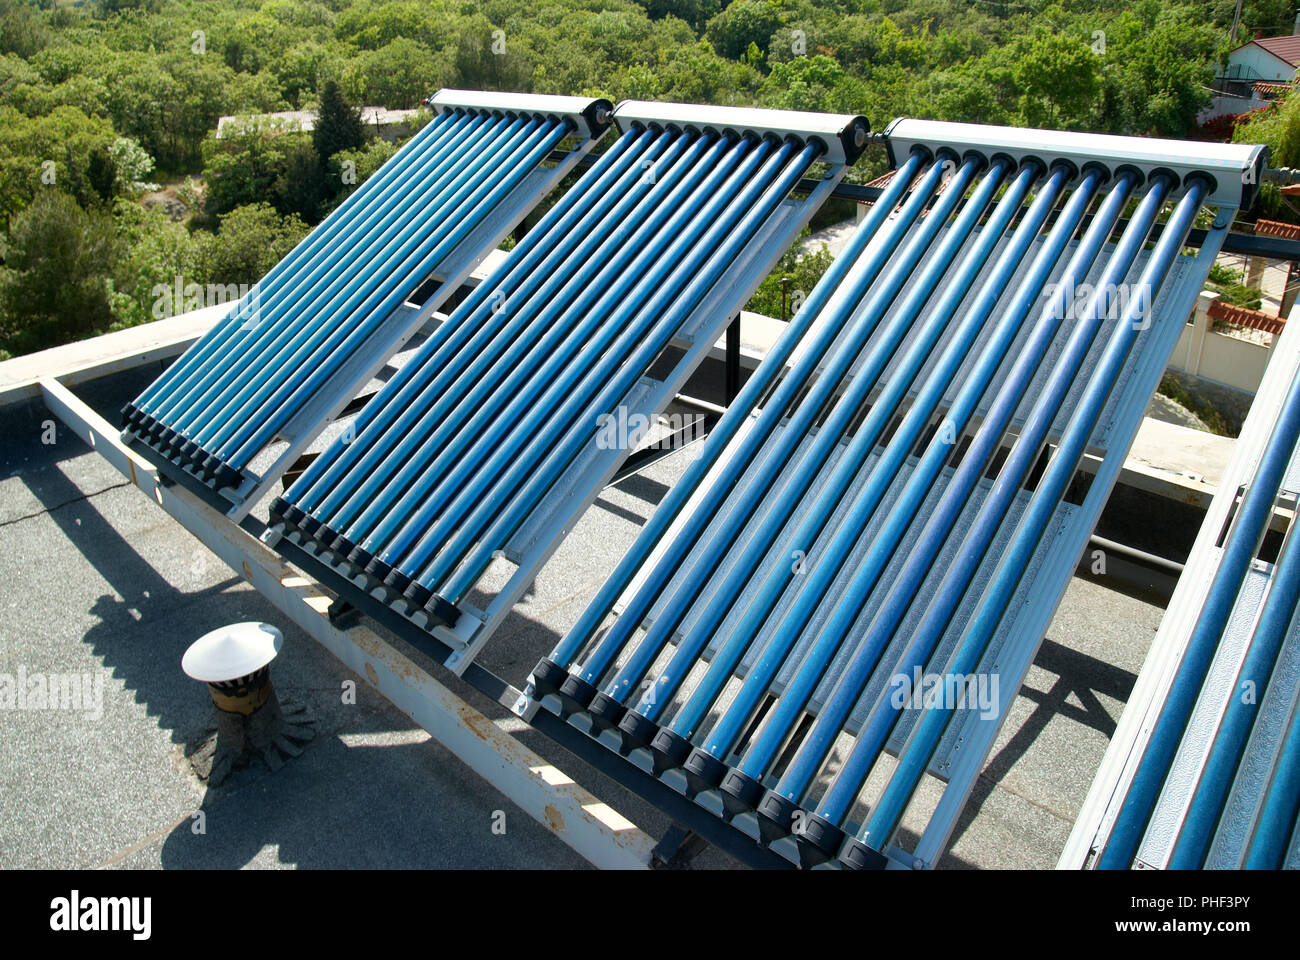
[364,556,394,582]
[586,692,627,732]
[424,593,460,628]
[801,813,847,860]
[839,838,889,871]
[383,566,411,592]
[756,789,799,845]
[403,580,432,608]
[529,658,570,701]
[719,769,764,821]
[649,728,693,775]
[557,673,597,711]
[298,514,323,538]
[617,709,659,751]
[214,463,241,490]
[682,748,727,797]
[346,544,375,570]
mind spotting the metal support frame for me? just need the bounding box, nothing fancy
[725,315,742,403]
[40,375,659,870]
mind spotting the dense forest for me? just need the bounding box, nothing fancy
[1,0,1298,358]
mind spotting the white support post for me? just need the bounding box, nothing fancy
[1191,288,1218,378]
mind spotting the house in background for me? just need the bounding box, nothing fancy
[1223,33,1300,89]
[1202,30,1300,123]
[217,107,419,142]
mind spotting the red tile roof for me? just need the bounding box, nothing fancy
[1256,218,1300,240]
[1208,299,1285,335]
[1248,35,1300,67]
[1253,81,1295,96]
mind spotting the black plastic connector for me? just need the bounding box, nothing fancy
[358,555,391,582]
[328,533,357,557]
[755,789,799,845]
[404,580,433,608]
[214,463,241,490]
[381,565,410,593]
[298,514,323,537]
[544,670,596,719]
[616,709,659,751]
[681,748,727,797]
[800,813,847,861]
[345,545,375,571]
[586,692,626,732]
[557,673,597,710]
[719,768,764,821]
[529,658,570,700]
[838,838,889,870]
[649,728,693,775]
[424,592,460,628]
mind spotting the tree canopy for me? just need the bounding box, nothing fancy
[0,0,1285,358]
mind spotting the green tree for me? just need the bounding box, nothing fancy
[0,193,121,355]
[705,1,783,60]
[313,80,365,169]
[107,200,198,329]
[1012,33,1102,130]
[193,203,309,288]
[0,105,118,221]
[636,1,721,34]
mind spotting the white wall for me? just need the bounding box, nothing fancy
[1226,45,1297,82]
[1168,291,1276,394]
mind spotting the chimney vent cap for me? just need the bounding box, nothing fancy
[183,622,283,683]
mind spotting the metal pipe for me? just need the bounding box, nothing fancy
[134,109,462,413]
[650,160,1048,742]
[603,155,998,720]
[1243,686,1300,868]
[307,129,688,532]
[365,134,763,569]
[408,140,817,596]
[806,171,1130,823]
[719,166,1118,784]
[216,119,572,467]
[1170,500,1300,867]
[152,110,495,429]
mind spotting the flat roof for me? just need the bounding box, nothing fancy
[0,361,1168,868]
